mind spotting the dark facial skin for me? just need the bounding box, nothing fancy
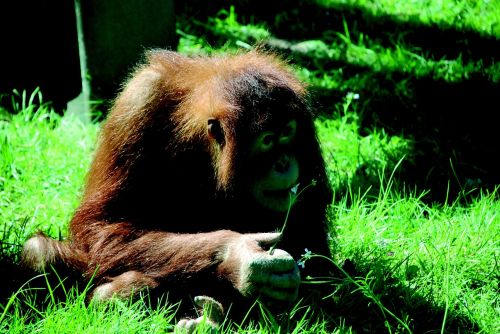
[247,119,299,212]
[208,116,299,213]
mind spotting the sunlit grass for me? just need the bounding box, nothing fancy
[327,185,500,332]
[177,3,500,104]
[3,287,178,334]
[0,90,98,257]
[315,0,500,38]
[2,1,499,332]
[1,93,498,333]
[316,92,414,192]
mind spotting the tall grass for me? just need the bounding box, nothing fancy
[4,288,178,334]
[0,90,98,257]
[1,92,498,333]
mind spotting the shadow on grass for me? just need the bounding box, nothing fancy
[0,256,24,304]
[316,72,500,205]
[0,250,481,333]
[302,253,480,333]
[0,253,87,315]
[178,0,500,63]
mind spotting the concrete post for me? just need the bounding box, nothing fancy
[68,0,177,121]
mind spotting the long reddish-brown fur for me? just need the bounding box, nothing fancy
[22,50,333,319]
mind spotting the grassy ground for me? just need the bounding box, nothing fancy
[316,0,500,38]
[0,91,498,333]
[1,1,499,333]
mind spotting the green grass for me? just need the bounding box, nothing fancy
[316,92,414,193]
[0,93,498,333]
[328,187,500,333]
[0,90,98,257]
[316,0,500,38]
[1,2,499,332]
[4,289,178,334]
[177,3,500,95]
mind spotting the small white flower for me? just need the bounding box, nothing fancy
[290,183,300,194]
[347,92,360,101]
[302,248,312,259]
